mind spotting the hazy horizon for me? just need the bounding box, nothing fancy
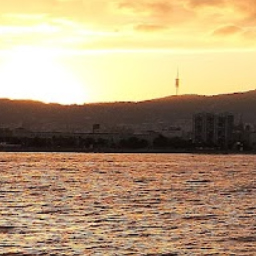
[0,88,255,106]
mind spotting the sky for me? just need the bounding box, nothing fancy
[0,0,256,104]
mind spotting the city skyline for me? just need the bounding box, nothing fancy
[0,0,256,104]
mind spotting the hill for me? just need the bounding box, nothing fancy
[0,90,256,132]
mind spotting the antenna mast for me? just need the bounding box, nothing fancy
[175,69,180,96]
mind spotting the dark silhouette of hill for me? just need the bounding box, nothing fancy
[0,90,256,131]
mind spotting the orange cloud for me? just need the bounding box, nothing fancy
[187,0,225,8]
[135,24,168,32]
[118,1,173,15]
[213,25,243,36]
[0,0,255,50]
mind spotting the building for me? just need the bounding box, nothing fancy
[193,113,215,147]
[193,113,234,149]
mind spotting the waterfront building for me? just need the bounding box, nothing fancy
[193,113,215,147]
[193,112,234,149]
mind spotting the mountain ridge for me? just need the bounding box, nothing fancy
[0,90,255,131]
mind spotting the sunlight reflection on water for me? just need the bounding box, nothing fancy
[0,153,255,255]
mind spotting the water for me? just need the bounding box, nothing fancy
[0,153,255,256]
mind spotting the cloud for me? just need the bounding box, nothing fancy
[242,29,256,40]
[187,0,225,8]
[115,0,195,30]
[135,24,168,32]
[213,25,243,36]
[117,0,174,17]
[0,0,255,50]
[187,0,256,25]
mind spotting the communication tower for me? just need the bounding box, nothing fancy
[175,69,180,96]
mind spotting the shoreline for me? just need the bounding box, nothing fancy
[0,146,253,154]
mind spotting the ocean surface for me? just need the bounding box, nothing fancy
[0,153,255,256]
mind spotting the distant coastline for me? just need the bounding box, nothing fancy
[0,145,252,154]
[1,90,256,154]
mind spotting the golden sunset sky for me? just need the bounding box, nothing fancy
[0,0,256,104]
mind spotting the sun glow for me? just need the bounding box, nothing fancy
[0,46,88,105]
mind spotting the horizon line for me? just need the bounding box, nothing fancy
[0,89,255,106]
